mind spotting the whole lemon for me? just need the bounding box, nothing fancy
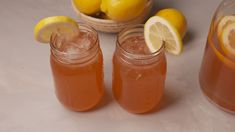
[72,0,101,15]
[101,0,148,22]
[156,8,187,38]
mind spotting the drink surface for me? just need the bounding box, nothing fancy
[50,30,104,111]
[121,36,152,55]
[113,36,166,113]
[199,20,235,113]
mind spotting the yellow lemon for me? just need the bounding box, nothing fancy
[72,0,101,15]
[34,16,78,43]
[100,0,148,22]
[156,8,187,38]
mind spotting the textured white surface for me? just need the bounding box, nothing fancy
[0,0,234,132]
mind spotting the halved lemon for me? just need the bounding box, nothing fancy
[217,15,235,36]
[144,16,183,55]
[34,16,78,43]
[220,22,235,57]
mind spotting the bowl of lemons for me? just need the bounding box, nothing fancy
[71,0,153,33]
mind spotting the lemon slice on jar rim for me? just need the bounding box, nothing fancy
[144,16,183,55]
[34,16,78,43]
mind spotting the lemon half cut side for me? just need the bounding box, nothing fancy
[144,16,183,55]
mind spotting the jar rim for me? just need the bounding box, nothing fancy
[117,24,164,60]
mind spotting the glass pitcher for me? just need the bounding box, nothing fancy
[199,0,235,113]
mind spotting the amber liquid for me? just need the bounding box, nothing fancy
[113,36,167,113]
[50,30,104,111]
[50,52,104,111]
[199,24,235,113]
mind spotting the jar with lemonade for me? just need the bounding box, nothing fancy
[34,16,104,111]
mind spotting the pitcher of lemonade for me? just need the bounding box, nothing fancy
[199,0,235,113]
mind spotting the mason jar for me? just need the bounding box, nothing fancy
[112,25,167,114]
[50,23,104,111]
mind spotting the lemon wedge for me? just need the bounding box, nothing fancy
[34,16,78,43]
[144,16,183,55]
[220,22,235,57]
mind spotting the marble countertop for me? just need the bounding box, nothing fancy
[0,0,234,131]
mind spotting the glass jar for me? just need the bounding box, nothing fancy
[112,25,167,114]
[199,0,235,113]
[50,23,104,111]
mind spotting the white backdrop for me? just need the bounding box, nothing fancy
[0,0,234,132]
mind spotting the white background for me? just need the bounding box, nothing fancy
[0,0,234,132]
